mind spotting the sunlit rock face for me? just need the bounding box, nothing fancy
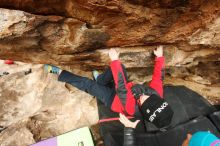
[0,0,219,146]
[0,63,43,127]
[0,62,98,145]
[0,0,219,66]
[0,8,109,65]
[0,0,219,47]
[0,122,35,146]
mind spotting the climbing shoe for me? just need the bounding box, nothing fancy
[44,64,60,74]
[92,70,100,81]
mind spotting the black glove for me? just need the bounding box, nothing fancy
[123,127,135,146]
[132,84,160,100]
[131,84,145,100]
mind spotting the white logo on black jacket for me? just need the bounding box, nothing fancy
[149,102,169,122]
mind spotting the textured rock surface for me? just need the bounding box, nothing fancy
[0,8,109,65]
[0,62,43,127]
[0,1,219,66]
[0,0,219,146]
[0,122,35,146]
[0,0,219,46]
[0,61,98,145]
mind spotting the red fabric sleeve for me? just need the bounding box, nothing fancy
[110,60,135,115]
[149,57,165,98]
[110,60,127,114]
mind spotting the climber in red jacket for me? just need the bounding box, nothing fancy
[44,50,131,115]
[109,46,173,130]
[108,46,174,146]
[44,46,173,130]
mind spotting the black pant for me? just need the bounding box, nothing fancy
[58,66,128,107]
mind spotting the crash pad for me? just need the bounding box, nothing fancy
[98,86,216,133]
[30,127,94,146]
[103,116,220,146]
[97,85,219,146]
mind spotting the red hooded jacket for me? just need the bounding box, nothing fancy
[110,57,165,116]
